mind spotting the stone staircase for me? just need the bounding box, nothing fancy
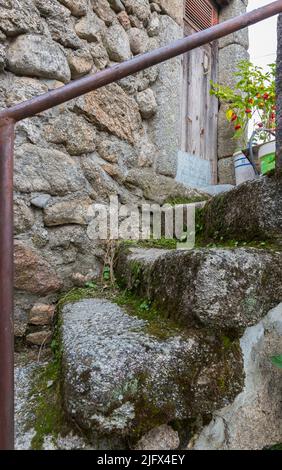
[15,176,282,450]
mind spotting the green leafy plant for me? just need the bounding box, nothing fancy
[211,60,276,146]
[103,265,111,281]
[85,281,96,288]
[139,300,151,311]
[271,355,282,369]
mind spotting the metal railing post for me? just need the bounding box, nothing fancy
[0,118,15,450]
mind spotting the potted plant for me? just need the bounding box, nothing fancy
[210,60,276,177]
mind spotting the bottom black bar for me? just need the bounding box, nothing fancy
[0,449,280,467]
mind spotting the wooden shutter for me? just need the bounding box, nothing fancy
[184,0,219,32]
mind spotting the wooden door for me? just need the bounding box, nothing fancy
[181,1,219,183]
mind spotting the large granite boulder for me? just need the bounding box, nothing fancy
[58,0,88,17]
[122,0,151,23]
[75,11,105,42]
[14,241,63,294]
[116,246,282,332]
[14,144,90,196]
[103,23,132,62]
[43,193,93,226]
[201,177,282,243]
[125,169,208,204]
[0,0,43,37]
[7,34,71,82]
[62,299,243,449]
[74,84,142,145]
[152,1,183,25]
[45,112,97,156]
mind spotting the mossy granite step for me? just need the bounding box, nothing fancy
[61,298,243,449]
[200,176,282,243]
[116,245,282,332]
[16,291,282,450]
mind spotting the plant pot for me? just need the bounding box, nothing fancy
[233,150,256,186]
[258,140,276,175]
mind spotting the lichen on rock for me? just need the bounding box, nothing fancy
[7,34,71,82]
[61,298,243,448]
[116,246,282,332]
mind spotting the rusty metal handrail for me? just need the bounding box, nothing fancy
[1,1,282,122]
[1,0,282,450]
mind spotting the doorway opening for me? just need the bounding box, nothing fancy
[181,0,219,183]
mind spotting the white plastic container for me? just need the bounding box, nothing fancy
[258,140,276,175]
[233,150,256,186]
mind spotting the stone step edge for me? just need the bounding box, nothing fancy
[115,245,282,332]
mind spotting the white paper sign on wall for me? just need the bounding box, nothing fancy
[176,151,212,189]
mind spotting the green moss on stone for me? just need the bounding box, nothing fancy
[57,281,182,341]
[269,443,282,450]
[129,260,143,289]
[50,282,245,447]
[221,335,233,351]
[27,306,66,450]
[57,286,98,311]
[123,238,177,250]
[217,375,226,392]
[28,360,63,450]
[164,196,208,205]
[115,290,182,340]
[132,397,175,442]
[195,237,282,251]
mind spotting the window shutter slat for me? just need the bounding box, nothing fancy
[184,0,219,31]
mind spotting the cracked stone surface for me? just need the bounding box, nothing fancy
[192,303,282,450]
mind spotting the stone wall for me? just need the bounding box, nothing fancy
[0,0,185,343]
[0,0,248,342]
[217,0,249,184]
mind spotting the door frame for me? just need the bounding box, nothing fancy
[181,1,219,184]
